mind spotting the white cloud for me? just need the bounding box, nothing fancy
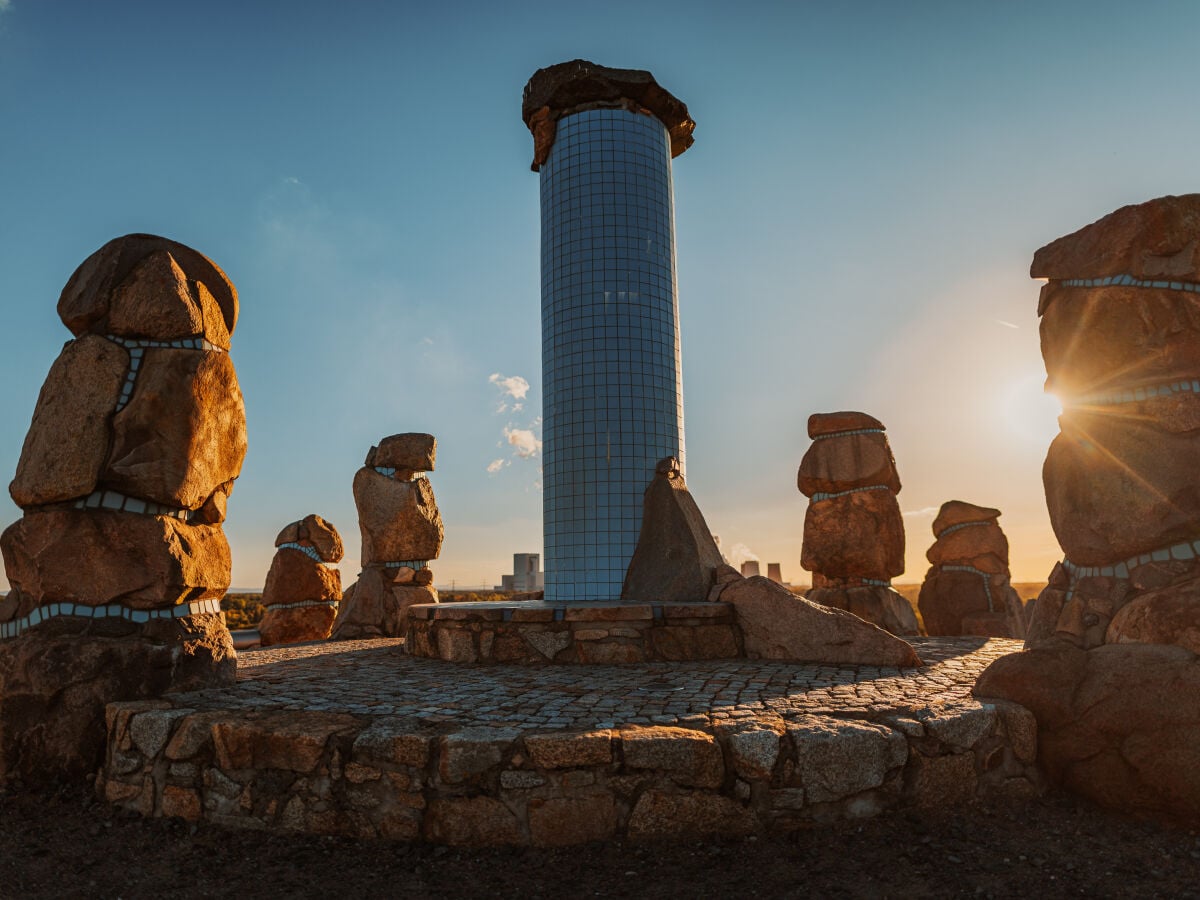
[489,373,530,401]
[421,336,433,345]
[503,426,542,458]
[486,458,508,474]
[283,175,301,186]
[902,506,940,517]
[994,319,1019,329]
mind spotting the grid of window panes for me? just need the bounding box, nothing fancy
[539,107,686,602]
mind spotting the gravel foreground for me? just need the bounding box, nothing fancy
[1,784,1198,899]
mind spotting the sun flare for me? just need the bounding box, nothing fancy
[1000,372,1063,449]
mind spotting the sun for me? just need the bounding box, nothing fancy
[999,372,1063,449]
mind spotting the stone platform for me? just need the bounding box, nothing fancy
[405,600,740,664]
[99,637,1041,846]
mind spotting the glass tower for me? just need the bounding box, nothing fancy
[523,61,695,602]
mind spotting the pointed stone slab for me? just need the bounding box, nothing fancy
[723,576,923,667]
[621,457,724,604]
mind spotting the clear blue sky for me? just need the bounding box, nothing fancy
[2,0,1198,588]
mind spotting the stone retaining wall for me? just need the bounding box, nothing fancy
[405,601,742,664]
[99,698,1041,845]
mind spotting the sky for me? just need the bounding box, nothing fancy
[1,0,1198,589]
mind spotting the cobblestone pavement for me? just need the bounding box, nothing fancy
[171,637,1021,730]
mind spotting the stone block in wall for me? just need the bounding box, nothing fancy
[620,726,723,789]
[439,727,520,784]
[350,719,433,769]
[524,730,614,769]
[786,716,907,803]
[528,792,618,847]
[627,790,757,840]
[423,796,523,846]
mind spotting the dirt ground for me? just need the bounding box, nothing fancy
[1,781,1197,899]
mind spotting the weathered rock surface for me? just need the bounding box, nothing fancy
[9,335,126,507]
[1,234,243,786]
[807,585,920,636]
[919,501,1024,638]
[801,489,905,581]
[262,549,341,607]
[920,571,1026,638]
[0,613,233,784]
[1,509,231,616]
[1044,411,1200,565]
[104,348,246,511]
[332,568,437,640]
[807,411,885,438]
[1106,578,1200,654]
[1040,283,1200,397]
[259,605,337,647]
[797,431,900,495]
[57,233,238,343]
[368,433,436,473]
[522,59,695,170]
[353,468,443,565]
[1031,193,1200,284]
[106,251,205,342]
[723,576,922,667]
[622,457,724,603]
[932,501,1001,534]
[975,640,1200,825]
[273,514,344,564]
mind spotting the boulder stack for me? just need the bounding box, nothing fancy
[621,456,724,603]
[918,501,1026,638]
[798,412,919,636]
[0,234,244,783]
[258,515,343,646]
[331,434,442,639]
[975,194,1200,825]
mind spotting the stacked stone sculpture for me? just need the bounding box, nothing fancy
[976,195,1200,824]
[331,433,442,639]
[621,456,724,603]
[0,234,244,782]
[798,412,919,636]
[918,501,1026,638]
[258,515,343,646]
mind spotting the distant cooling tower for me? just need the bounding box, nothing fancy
[767,563,783,583]
[741,560,761,578]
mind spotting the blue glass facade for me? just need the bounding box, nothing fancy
[540,108,685,601]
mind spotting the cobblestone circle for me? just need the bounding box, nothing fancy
[172,637,1021,730]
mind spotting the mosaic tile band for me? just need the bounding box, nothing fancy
[1071,379,1200,407]
[277,542,332,564]
[811,427,885,441]
[1060,537,1200,601]
[810,484,892,503]
[105,333,226,413]
[72,489,191,520]
[1060,274,1200,291]
[264,599,339,612]
[0,597,223,640]
[934,520,992,540]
